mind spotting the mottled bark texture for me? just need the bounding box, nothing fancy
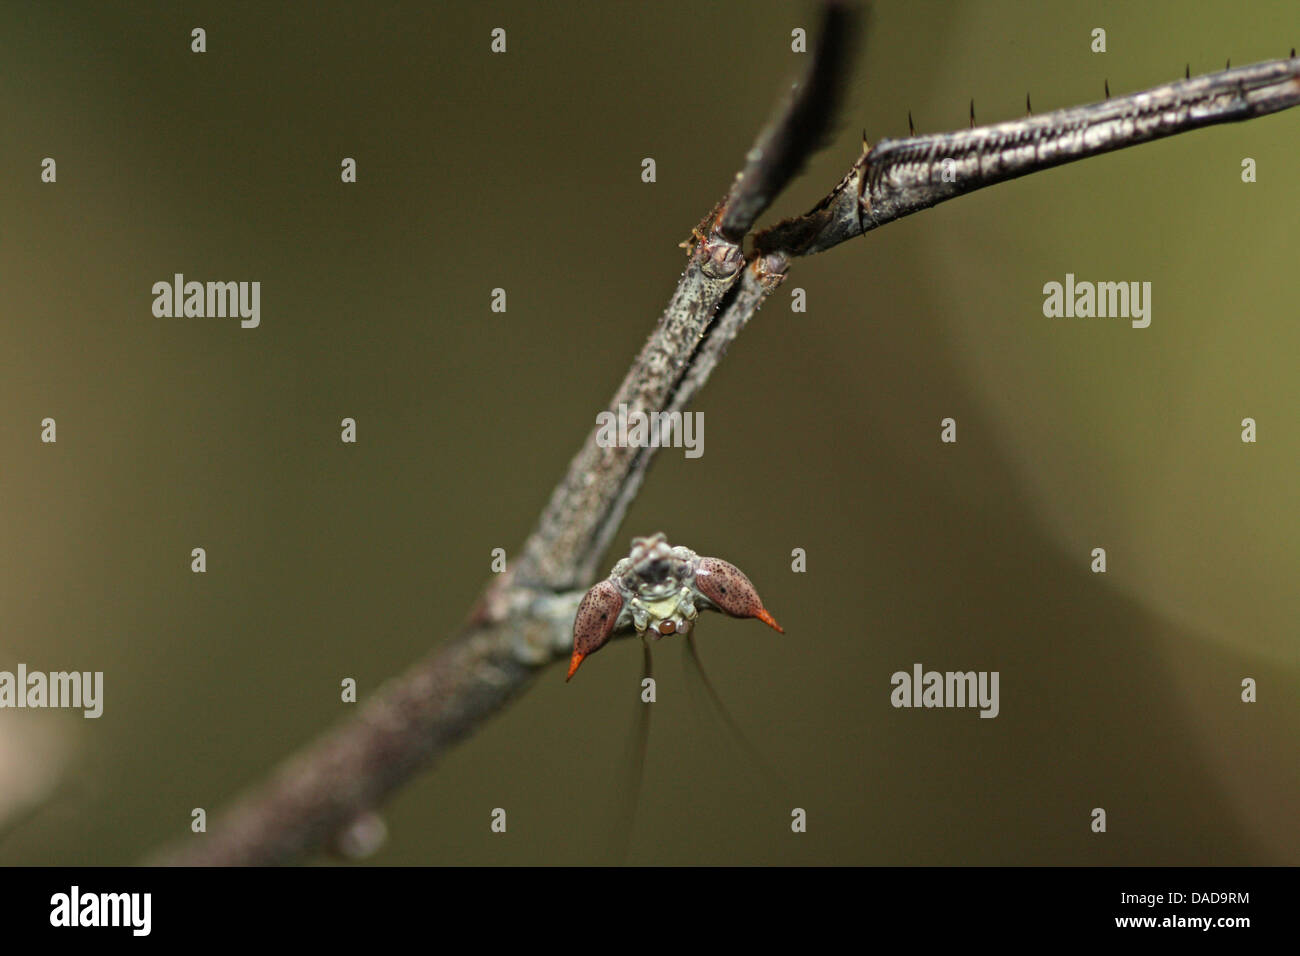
[151,7,1300,864]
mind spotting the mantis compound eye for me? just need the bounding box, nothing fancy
[694,557,784,633]
[567,578,624,681]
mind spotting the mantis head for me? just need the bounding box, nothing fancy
[566,533,783,680]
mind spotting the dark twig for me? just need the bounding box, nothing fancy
[515,2,861,593]
[150,12,1300,866]
[153,587,585,865]
[151,3,856,866]
[717,0,859,242]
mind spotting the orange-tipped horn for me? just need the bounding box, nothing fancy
[695,557,784,633]
[566,579,624,682]
[755,607,784,634]
[566,650,587,681]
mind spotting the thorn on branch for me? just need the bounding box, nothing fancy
[753,56,1300,260]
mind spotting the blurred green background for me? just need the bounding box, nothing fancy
[1,0,1295,865]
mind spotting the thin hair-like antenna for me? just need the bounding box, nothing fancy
[683,633,787,794]
[604,640,653,864]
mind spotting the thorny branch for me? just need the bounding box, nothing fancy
[755,56,1300,258]
[152,5,1300,864]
